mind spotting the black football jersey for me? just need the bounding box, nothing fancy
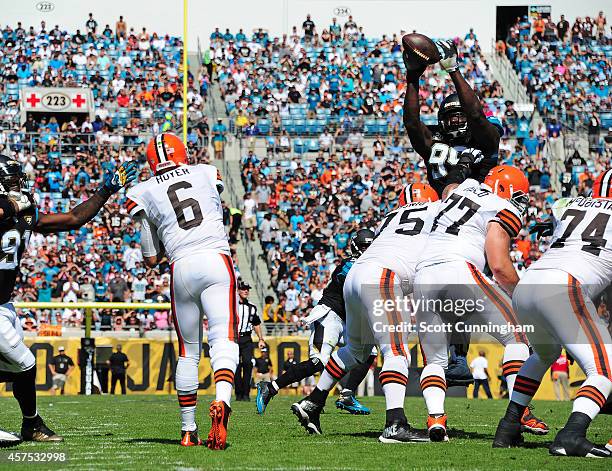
[318,257,355,321]
[0,205,37,304]
[425,131,498,197]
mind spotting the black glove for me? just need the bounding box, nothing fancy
[529,222,554,239]
[446,148,484,185]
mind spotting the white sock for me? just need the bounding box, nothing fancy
[420,364,446,416]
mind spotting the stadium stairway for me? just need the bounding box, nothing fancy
[212,153,272,311]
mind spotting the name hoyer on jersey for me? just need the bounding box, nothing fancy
[155,167,191,183]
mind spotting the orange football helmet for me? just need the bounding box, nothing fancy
[592,169,612,198]
[398,183,439,206]
[484,165,529,211]
[146,133,189,174]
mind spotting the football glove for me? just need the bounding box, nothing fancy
[458,148,484,166]
[8,190,33,213]
[101,161,138,194]
[436,39,459,72]
[529,221,554,239]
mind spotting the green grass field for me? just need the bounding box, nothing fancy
[0,394,610,470]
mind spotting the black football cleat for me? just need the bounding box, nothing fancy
[180,428,202,447]
[0,429,22,448]
[21,416,63,442]
[379,421,430,443]
[291,399,322,435]
[493,416,524,448]
[256,381,275,415]
[549,428,611,458]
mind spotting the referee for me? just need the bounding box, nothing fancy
[235,281,266,401]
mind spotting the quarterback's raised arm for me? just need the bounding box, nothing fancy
[402,62,432,159]
[34,161,138,234]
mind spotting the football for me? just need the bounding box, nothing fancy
[402,33,441,69]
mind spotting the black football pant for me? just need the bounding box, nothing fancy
[235,337,254,399]
[111,372,127,395]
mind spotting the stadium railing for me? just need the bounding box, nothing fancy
[15,302,303,338]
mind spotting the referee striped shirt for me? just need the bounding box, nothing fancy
[238,300,261,336]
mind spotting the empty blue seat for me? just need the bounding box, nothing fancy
[257,118,270,134]
[293,138,306,154]
[307,139,320,152]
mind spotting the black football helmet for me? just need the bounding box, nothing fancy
[438,93,470,143]
[349,228,375,257]
[0,154,26,193]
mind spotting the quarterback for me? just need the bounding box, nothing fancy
[126,133,238,450]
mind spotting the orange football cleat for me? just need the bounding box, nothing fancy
[427,414,449,442]
[207,400,231,450]
[180,429,202,447]
[520,405,549,435]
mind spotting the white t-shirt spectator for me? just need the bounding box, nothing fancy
[62,281,80,303]
[470,356,488,380]
[285,287,299,312]
[242,197,257,219]
[123,245,143,270]
[132,277,148,301]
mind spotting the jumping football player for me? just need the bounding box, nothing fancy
[414,166,548,441]
[493,169,612,458]
[126,133,239,450]
[0,154,137,443]
[403,39,504,387]
[256,229,376,416]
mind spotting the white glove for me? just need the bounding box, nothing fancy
[8,191,32,213]
[436,40,459,72]
[458,148,485,166]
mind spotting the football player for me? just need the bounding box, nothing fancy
[493,169,612,458]
[126,133,238,450]
[413,166,548,442]
[256,229,376,416]
[291,184,441,442]
[403,39,504,386]
[0,154,137,443]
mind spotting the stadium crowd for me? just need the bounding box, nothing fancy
[501,11,610,132]
[0,14,210,135]
[210,18,513,139]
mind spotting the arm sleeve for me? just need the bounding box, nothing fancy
[135,211,162,257]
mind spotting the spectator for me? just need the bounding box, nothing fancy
[523,130,539,159]
[551,352,571,401]
[254,347,273,383]
[470,351,493,399]
[85,13,98,34]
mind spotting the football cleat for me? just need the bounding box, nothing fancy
[0,429,22,448]
[492,416,524,448]
[606,438,611,452]
[427,414,449,442]
[520,405,549,435]
[549,428,611,458]
[207,400,231,450]
[21,416,63,442]
[291,399,322,435]
[379,421,430,443]
[335,391,371,415]
[180,428,202,447]
[444,355,474,387]
[256,381,275,415]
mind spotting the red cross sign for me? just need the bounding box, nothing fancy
[26,93,40,107]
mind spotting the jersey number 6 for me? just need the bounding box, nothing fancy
[167,181,204,230]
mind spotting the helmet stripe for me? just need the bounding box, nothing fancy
[155,134,167,162]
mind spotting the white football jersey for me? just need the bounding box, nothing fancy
[417,179,523,271]
[529,197,612,295]
[357,200,440,281]
[126,164,229,263]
